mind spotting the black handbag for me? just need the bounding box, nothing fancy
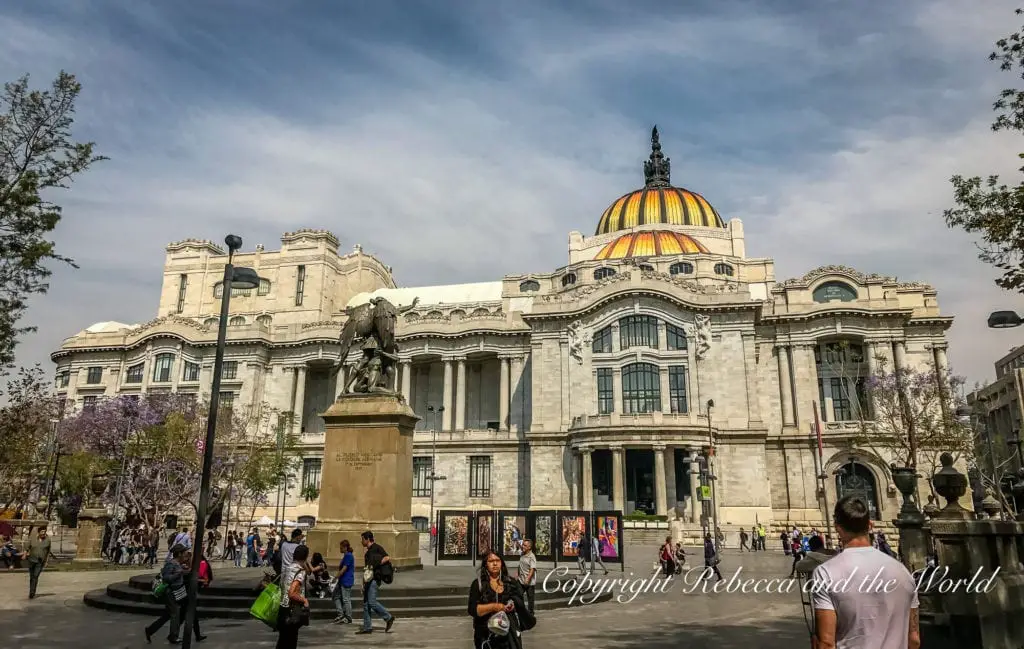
[286,604,310,627]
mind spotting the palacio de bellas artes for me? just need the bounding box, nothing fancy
[50,127,956,541]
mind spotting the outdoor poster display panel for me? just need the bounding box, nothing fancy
[437,510,474,561]
[556,510,590,561]
[498,510,528,559]
[476,510,495,558]
[528,510,556,561]
[593,511,624,563]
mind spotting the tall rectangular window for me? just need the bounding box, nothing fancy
[412,457,432,497]
[295,265,306,306]
[182,361,200,382]
[596,368,614,414]
[219,391,235,410]
[82,395,98,412]
[621,362,661,414]
[302,458,322,490]
[591,326,612,353]
[830,377,852,421]
[468,456,491,498]
[86,367,103,384]
[152,354,174,382]
[57,372,70,388]
[176,274,188,313]
[222,361,238,380]
[668,366,688,413]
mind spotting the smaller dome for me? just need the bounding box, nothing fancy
[594,230,708,260]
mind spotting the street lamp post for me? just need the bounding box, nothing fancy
[44,418,61,520]
[425,405,446,549]
[181,235,263,649]
[706,399,720,550]
[222,457,236,554]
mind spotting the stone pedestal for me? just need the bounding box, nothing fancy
[305,393,422,569]
[73,508,110,566]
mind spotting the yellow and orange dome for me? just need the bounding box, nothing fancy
[595,186,724,235]
[595,126,726,235]
[594,230,708,260]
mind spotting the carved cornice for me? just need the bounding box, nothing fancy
[775,265,934,292]
[280,229,340,248]
[127,315,211,336]
[166,239,225,255]
[302,321,342,330]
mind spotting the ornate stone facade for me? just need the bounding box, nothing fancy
[51,134,953,532]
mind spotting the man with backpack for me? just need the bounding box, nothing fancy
[356,531,395,634]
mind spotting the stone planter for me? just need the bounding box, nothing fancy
[931,453,970,518]
[891,466,921,519]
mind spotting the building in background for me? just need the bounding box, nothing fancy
[966,346,1024,492]
[51,129,952,533]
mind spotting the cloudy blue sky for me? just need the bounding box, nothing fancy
[2,0,1023,387]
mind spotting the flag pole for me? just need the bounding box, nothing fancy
[813,401,834,548]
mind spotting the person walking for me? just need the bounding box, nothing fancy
[750,526,759,551]
[356,531,395,634]
[276,544,312,649]
[702,533,723,581]
[788,533,805,578]
[182,550,210,643]
[467,550,535,649]
[20,525,53,599]
[739,528,749,552]
[811,496,920,649]
[576,531,592,573]
[590,533,609,574]
[659,536,675,578]
[145,544,189,644]
[517,539,537,612]
[332,540,355,624]
[781,531,791,555]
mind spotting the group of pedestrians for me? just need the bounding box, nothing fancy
[738,524,767,551]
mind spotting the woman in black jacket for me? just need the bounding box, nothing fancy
[144,544,188,644]
[468,550,535,649]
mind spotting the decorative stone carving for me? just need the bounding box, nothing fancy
[127,315,211,336]
[301,321,342,330]
[542,271,631,302]
[640,270,709,294]
[566,320,590,365]
[775,264,936,292]
[336,296,418,394]
[692,313,711,360]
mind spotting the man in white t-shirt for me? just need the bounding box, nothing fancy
[811,496,920,649]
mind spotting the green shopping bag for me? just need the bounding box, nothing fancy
[250,582,281,629]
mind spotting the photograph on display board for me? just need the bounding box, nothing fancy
[596,514,620,560]
[442,515,470,557]
[500,514,527,557]
[559,514,587,557]
[533,515,553,558]
[477,513,493,556]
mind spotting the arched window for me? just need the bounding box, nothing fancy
[258,278,271,296]
[229,316,245,326]
[619,315,659,350]
[214,283,252,298]
[594,267,616,280]
[519,279,540,292]
[152,353,174,383]
[204,317,218,327]
[638,263,654,272]
[713,263,733,277]
[835,462,880,520]
[256,315,272,327]
[669,262,693,275]
[813,281,858,303]
[592,326,612,353]
[666,323,687,350]
[621,363,661,414]
[561,273,577,287]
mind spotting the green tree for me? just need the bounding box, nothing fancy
[229,412,301,527]
[0,71,105,372]
[0,365,62,513]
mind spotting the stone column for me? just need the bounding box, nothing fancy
[653,444,668,515]
[510,355,525,432]
[455,357,467,431]
[687,333,700,414]
[894,340,907,372]
[612,367,623,414]
[170,347,182,392]
[442,358,453,431]
[73,508,111,567]
[610,322,621,352]
[499,355,510,431]
[581,449,594,510]
[140,345,153,395]
[293,365,307,435]
[688,450,700,524]
[743,335,762,424]
[612,447,625,512]
[400,360,412,402]
[865,342,878,417]
[659,366,672,413]
[777,345,795,426]
[664,447,677,511]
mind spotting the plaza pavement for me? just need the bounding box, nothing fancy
[0,545,811,648]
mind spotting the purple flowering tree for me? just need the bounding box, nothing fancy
[60,393,277,531]
[857,361,973,486]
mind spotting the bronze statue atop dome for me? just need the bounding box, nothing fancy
[643,125,671,187]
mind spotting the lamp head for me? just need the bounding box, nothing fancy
[706,399,715,410]
[427,405,435,412]
[225,234,243,252]
[230,266,261,289]
[988,310,1022,329]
